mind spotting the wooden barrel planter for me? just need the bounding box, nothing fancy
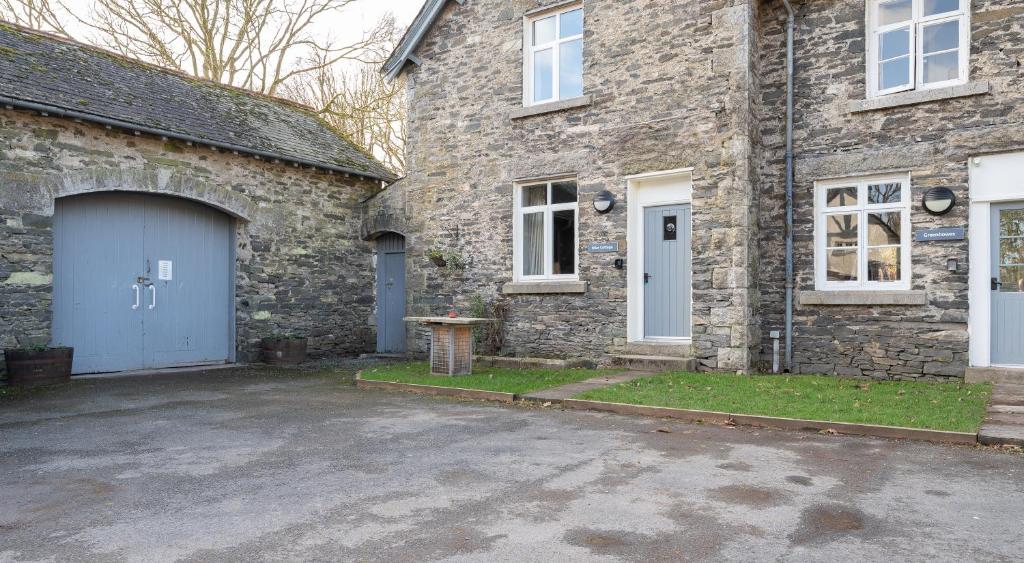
[4,347,74,387]
[260,337,308,365]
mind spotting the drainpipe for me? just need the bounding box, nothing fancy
[782,0,796,371]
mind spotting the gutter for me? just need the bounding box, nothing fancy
[782,0,796,371]
[0,94,395,183]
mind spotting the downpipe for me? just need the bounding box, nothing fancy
[782,0,796,373]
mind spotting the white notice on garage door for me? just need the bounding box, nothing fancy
[158,260,173,281]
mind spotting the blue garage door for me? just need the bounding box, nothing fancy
[53,193,233,374]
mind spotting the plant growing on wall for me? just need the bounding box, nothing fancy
[427,248,466,271]
[469,295,509,356]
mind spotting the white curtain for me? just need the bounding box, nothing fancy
[523,212,544,276]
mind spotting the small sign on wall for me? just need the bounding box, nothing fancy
[915,227,965,242]
[586,242,619,253]
[158,260,173,281]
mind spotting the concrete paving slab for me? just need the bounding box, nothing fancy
[520,371,656,402]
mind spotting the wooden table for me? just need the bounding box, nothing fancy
[405,317,491,376]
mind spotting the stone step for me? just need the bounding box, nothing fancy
[987,405,1024,415]
[612,355,697,372]
[965,367,1024,385]
[978,425,1024,447]
[621,342,694,359]
[982,413,1024,427]
[991,384,1024,406]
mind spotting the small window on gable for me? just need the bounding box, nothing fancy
[524,4,584,106]
[815,175,913,291]
[867,0,970,98]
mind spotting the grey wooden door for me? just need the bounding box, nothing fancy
[142,196,233,369]
[992,203,1024,365]
[376,234,406,354]
[643,204,692,338]
[53,193,146,373]
[53,193,232,374]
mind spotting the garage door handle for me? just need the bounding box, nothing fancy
[148,285,157,310]
[132,284,140,310]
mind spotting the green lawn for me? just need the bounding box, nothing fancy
[360,362,613,395]
[576,372,992,433]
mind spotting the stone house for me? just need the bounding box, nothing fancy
[370,0,1024,380]
[0,24,395,375]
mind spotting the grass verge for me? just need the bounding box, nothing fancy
[360,362,614,395]
[576,372,991,433]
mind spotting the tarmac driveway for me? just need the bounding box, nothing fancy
[0,366,1021,562]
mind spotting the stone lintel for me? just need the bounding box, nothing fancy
[501,281,588,295]
[509,96,593,120]
[798,290,928,306]
[847,81,991,114]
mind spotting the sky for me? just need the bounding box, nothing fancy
[56,0,425,55]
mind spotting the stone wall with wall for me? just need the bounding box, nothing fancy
[756,0,1024,379]
[0,109,380,373]
[377,0,764,369]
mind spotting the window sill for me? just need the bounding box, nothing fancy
[799,290,928,306]
[509,95,592,120]
[502,280,588,295]
[848,81,990,114]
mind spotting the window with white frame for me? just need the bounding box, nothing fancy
[515,179,579,281]
[524,4,584,106]
[815,175,912,290]
[867,0,970,97]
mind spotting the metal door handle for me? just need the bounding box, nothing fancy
[148,285,157,310]
[992,277,1002,291]
[644,273,652,283]
[132,284,140,310]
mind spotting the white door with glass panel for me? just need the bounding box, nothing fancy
[991,203,1024,365]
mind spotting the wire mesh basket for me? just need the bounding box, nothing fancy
[430,326,474,375]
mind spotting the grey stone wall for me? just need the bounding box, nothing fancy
[755,0,1024,379]
[373,0,765,370]
[0,109,381,374]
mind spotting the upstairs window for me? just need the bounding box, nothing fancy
[815,175,912,291]
[867,0,970,97]
[514,179,579,281]
[524,4,583,106]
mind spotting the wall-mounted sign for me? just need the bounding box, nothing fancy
[915,227,965,242]
[158,260,173,281]
[586,242,619,253]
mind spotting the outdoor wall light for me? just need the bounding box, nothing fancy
[923,187,956,216]
[593,191,616,214]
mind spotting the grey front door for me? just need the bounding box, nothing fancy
[992,202,1024,365]
[643,204,692,338]
[53,193,233,374]
[376,234,407,354]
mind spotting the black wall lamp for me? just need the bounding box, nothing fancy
[593,190,616,214]
[922,187,956,216]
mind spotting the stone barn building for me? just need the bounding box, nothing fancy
[0,24,395,375]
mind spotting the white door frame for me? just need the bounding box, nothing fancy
[968,151,1024,368]
[626,168,694,343]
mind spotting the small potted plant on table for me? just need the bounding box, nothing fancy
[260,334,308,365]
[3,344,74,387]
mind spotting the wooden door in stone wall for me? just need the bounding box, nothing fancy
[376,233,407,354]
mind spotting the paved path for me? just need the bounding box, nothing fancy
[1,367,1022,562]
[980,383,1024,447]
[520,371,656,403]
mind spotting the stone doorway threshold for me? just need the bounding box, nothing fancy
[74,363,242,380]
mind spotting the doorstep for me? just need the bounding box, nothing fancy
[978,383,1024,447]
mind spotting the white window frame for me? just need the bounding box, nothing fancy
[814,174,913,291]
[513,177,580,282]
[522,2,584,107]
[866,0,970,98]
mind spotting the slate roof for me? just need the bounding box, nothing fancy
[0,23,396,181]
[383,0,453,80]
